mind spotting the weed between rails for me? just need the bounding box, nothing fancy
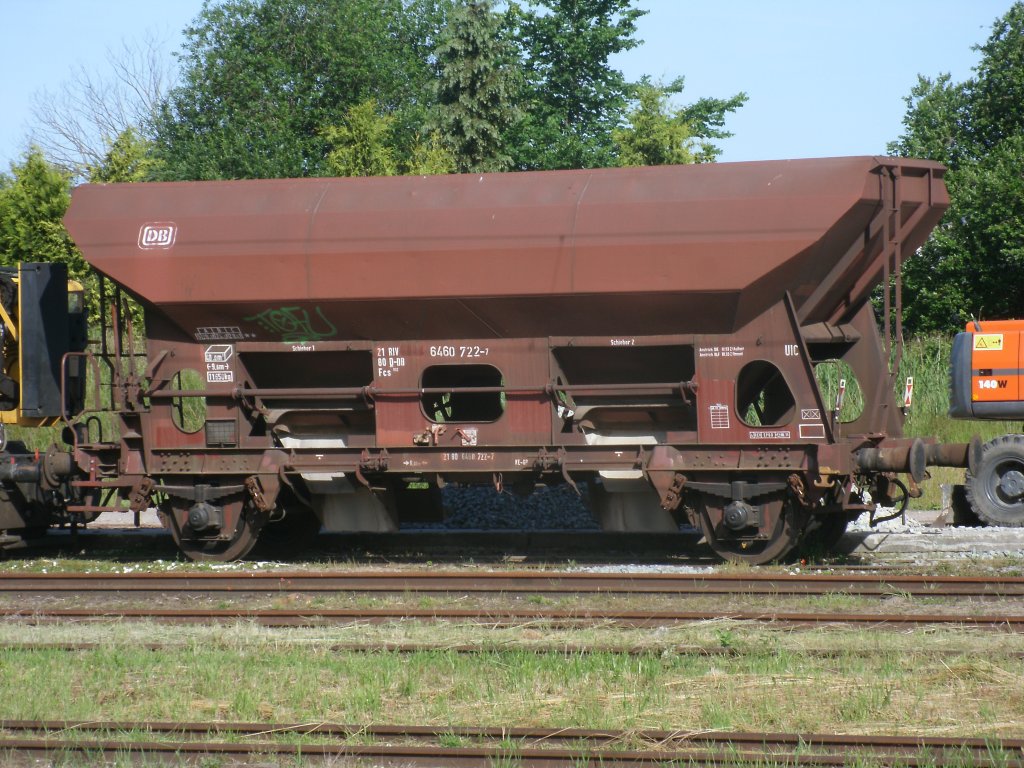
[1,636,1023,737]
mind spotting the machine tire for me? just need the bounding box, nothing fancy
[965,434,1024,526]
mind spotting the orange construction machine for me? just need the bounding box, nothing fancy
[950,320,1024,525]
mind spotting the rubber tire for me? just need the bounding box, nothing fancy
[965,434,1024,527]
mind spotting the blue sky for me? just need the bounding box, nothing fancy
[0,1,1015,170]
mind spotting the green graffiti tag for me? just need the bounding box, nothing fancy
[244,306,338,342]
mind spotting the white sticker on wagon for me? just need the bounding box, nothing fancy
[709,404,730,429]
[204,344,233,363]
[749,430,791,440]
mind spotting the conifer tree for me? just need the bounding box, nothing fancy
[434,0,519,173]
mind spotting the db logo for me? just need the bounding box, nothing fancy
[138,223,177,249]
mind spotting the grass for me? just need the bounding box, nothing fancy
[0,629,1022,736]
[3,596,1024,766]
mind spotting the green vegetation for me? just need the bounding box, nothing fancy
[0,622,1022,737]
[142,0,744,180]
[151,0,454,180]
[433,0,518,172]
[891,3,1024,334]
[0,149,83,280]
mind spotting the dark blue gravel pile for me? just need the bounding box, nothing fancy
[414,484,600,530]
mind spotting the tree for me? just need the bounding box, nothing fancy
[407,132,458,175]
[678,90,750,163]
[434,0,519,172]
[613,82,695,167]
[30,33,175,180]
[0,150,84,282]
[323,101,399,178]
[511,0,646,170]
[613,78,747,166]
[152,0,454,180]
[88,127,162,183]
[890,3,1024,333]
[324,101,457,177]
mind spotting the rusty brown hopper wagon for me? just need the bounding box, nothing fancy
[51,157,978,562]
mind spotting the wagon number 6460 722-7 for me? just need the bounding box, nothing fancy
[429,345,490,358]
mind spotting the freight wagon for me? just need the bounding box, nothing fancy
[0,157,977,562]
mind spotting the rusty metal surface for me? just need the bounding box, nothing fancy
[0,738,1011,767]
[52,158,964,565]
[3,570,1024,597]
[7,606,1024,629]
[64,158,947,339]
[4,719,1022,751]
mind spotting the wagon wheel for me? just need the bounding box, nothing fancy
[965,434,1024,526]
[160,496,263,562]
[697,493,805,565]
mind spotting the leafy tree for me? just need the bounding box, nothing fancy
[613,78,746,166]
[324,101,457,177]
[407,132,458,175]
[511,0,646,170]
[88,127,162,183]
[152,0,454,180]
[890,3,1024,333]
[324,100,399,178]
[0,150,81,279]
[613,82,696,166]
[678,90,749,163]
[434,0,519,172]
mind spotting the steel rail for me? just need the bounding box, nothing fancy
[5,719,1024,750]
[2,570,1023,597]
[4,606,1023,628]
[0,721,1019,766]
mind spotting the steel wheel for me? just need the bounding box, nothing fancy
[698,493,805,565]
[161,497,263,562]
[966,434,1024,526]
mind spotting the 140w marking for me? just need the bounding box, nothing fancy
[977,379,1009,389]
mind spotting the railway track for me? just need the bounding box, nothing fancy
[3,570,1024,597]
[1,720,1020,766]
[5,605,1024,628]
